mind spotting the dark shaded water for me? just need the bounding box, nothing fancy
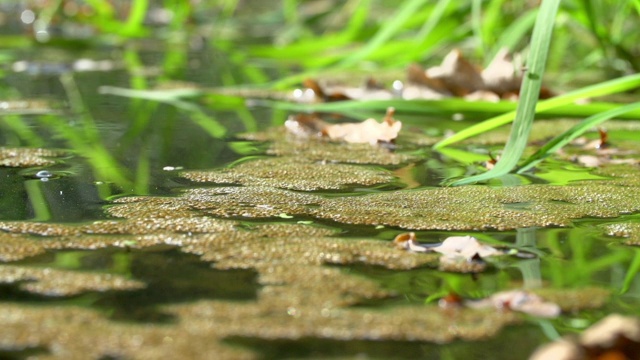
[7,247,259,323]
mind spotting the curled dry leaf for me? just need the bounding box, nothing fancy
[393,232,430,252]
[394,233,505,273]
[285,107,402,145]
[529,314,640,360]
[295,48,554,103]
[581,314,640,348]
[394,233,503,259]
[433,235,503,260]
[295,78,394,103]
[425,49,485,96]
[467,290,561,318]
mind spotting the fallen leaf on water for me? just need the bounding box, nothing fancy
[466,290,561,318]
[298,78,394,103]
[294,48,554,103]
[480,48,522,97]
[529,314,640,360]
[284,113,328,138]
[574,155,639,168]
[394,233,503,258]
[433,235,503,259]
[285,107,402,145]
[425,49,485,96]
[393,233,506,273]
[393,232,430,252]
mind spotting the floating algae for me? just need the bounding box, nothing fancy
[181,156,396,191]
[0,147,66,168]
[0,113,638,359]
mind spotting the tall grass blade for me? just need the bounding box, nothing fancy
[488,9,537,60]
[448,0,560,186]
[621,249,640,294]
[518,101,640,173]
[337,0,429,67]
[433,73,640,149]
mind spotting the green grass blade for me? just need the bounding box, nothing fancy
[518,101,640,173]
[417,0,453,42]
[621,249,640,294]
[122,0,149,36]
[488,8,537,61]
[433,73,640,149]
[99,86,226,138]
[261,97,640,121]
[448,0,560,186]
[337,0,429,67]
[472,0,484,56]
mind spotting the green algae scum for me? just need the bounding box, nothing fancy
[2,1,640,359]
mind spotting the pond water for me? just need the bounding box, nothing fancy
[2,8,640,360]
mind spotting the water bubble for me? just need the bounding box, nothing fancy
[20,10,35,24]
[35,170,54,179]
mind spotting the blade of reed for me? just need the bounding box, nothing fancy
[447,0,560,186]
[517,101,640,173]
[337,0,430,68]
[488,8,537,61]
[263,98,640,119]
[621,250,640,295]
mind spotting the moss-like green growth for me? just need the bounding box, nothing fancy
[181,157,396,191]
[144,183,640,231]
[0,121,636,358]
[533,287,611,312]
[0,264,145,296]
[0,303,258,359]
[0,147,66,167]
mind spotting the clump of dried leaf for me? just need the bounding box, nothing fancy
[394,233,506,273]
[530,314,640,360]
[295,49,552,103]
[285,107,402,145]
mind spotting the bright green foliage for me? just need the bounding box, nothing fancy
[447,0,560,186]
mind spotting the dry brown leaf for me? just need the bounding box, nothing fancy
[293,48,554,103]
[298,78,394,103]
[425,49,485,96]
[433,235,503,260]
[581,314,640,348]
[481,48,522,96]
[529,314,640,360]
[286,107,402,145]
[394,233,505,273]
[574,155,639,167]
[393,232,430,252]
[394,233,502,259]
[406,63,450,94]
[284,113,328,138]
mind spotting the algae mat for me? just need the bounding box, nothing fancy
[0,124,640,359]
